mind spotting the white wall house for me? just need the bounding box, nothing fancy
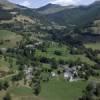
[51,72,56,77]
[24,66,33,81]
[64,71,74,82]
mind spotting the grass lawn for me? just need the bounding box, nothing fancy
[0,30,22,48]
[8,87,35,100]
[10,87,33,96]
[84,43,100,50]
[40,79,87,100]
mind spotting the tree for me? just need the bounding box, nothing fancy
[0,82,3,90]
[96,83,100,96]
[33,82,41,96]
[3,81,9,90]
[51,58,58,69]
[3,93,11,100]
[59,59,65,64]
[54,50,62,56]
[31,65,42,96]
[79,82,100,100]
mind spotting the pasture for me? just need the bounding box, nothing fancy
[35,43,96,65]
[0,30,22,48]
[84,43,100,50]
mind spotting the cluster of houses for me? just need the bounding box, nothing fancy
[23,64,84,82]
[51,64,84,82]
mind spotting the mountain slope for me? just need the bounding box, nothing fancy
[0,0,21,9]
[0,0,51,34]
[37,3,68,14]
[39,1,100,28]
[37,3,75,15]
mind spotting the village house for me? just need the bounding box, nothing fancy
[24,65,33,81]
[63,65,82,82]
[0,48,7,54]
[25,44,35,48]
[64,68,74,82]
[34,41,43,47]
[51,72,56,77]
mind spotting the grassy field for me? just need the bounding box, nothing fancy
[84,43,100,50]
[10,87,33,96]
[0,55,18,82]
[0,56,10,71]
[40,79,87,100]
[0,30,22,48]
[0,56,18,71]
[97,54,100,59]
[35,43,95,65]
[0,87,34,100]
[3,79,87,100]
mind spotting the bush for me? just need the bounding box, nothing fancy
[54,50,62,56]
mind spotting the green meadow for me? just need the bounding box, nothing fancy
[0,30,22,48]
[35,43,96,65]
